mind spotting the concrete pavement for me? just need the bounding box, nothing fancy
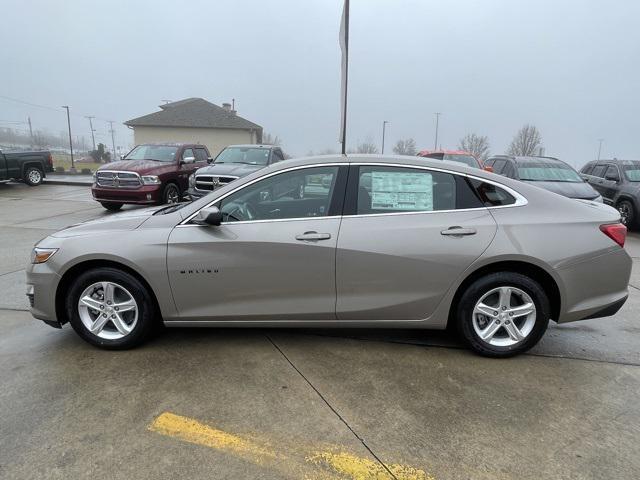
[1,181,639,479]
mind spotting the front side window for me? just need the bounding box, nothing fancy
[215,147,270,165]
[356,166,457,214]
[124,145,178,162]
[182,148,195,162]
[591,165,607,178]
[219,166,339,222]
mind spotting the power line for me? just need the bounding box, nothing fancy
[0,94,120,124]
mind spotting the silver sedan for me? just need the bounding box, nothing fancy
[26,155,631,357]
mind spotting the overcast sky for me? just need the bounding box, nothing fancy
[2,0,639,166]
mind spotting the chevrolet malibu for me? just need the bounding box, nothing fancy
[26,155,631,357]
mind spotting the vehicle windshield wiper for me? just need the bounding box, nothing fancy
[153,203,188,215]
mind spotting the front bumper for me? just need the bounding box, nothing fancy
[91,184,162,204]
[26,261,62,327]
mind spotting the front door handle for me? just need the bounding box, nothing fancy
[441,226,477,236]
[295,231,332,241]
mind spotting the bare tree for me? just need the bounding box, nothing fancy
[508,124,543,156]
[356,136,378,154]
[392,138,417,156]
[459,133,490,162]
[262,132,282,146]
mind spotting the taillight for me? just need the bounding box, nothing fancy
[600,223,627,247]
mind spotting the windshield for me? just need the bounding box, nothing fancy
[623,166,640,182]
[517,164,582,182]
[215,147,270,165]
[443,154,480,168]
[125,145,178,162]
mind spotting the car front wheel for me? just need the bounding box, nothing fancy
[456,272,550,357]
[163,183,180,204]
[100,202,123,211]
[66,267,157,349]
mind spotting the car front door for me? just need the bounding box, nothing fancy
[177,148,198,191]
[167,164,347,321]
[587,164,609,199]
[336,164,498,321]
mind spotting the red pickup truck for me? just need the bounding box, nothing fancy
[91,143,210,211]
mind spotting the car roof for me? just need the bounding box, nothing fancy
[417,149,474,157]
[595,159,640,165]
[489,155,575,167]
[225,144,279,149]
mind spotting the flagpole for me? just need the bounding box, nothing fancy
[340,0,350,155]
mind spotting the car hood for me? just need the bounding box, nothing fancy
[521,180,599,199]
[97,159,174,175]
[51,206,163,238]
[195,162,264,177]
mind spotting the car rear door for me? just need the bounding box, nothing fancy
[167,164,348,321]
[335,164,498,321]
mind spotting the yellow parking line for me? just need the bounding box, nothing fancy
[148,412,434,480]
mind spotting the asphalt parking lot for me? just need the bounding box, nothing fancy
[1,182,639,480]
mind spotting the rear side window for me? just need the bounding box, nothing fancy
[194,148,208,162]
[469,179,516,207]
[492,159,507,174]
[356,166,470,214]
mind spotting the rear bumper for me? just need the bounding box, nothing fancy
[91,184,162,204]
[556,248,632,323]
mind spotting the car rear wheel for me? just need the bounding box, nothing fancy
[24,166,44,186]
[66,268,157,349]
[163,183,180,204]
[100,202,123,211]
[456,272,550,357]
[617,200,636,228]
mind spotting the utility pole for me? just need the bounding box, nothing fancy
[108,121,116,162]
[381,120,389,154]
[27,117,33,146]
[597,138,604,160]
[62,106,75,171]
[433,112,441,150]
[85,116,96,150]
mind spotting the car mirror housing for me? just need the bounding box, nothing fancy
[192,206,223,226]
[207,157,214,164]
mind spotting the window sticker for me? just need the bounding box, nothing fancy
[370,171,433,211]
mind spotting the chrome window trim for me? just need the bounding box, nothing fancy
[178,161,527,227]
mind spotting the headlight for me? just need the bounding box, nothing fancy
[189,174,195,188]
[31,247,58,264]
[141,175,161,185]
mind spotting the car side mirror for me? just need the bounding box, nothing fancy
[192,206,222,226]
[207,157,213,164]
[120,154,125,160]
[483,166,494,173]
[182,156,196,164]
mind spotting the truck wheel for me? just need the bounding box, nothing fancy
[24,166,44,186]
[100,202,123,211]
[163,183,180,204]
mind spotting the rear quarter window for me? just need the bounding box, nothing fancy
[469,179,516,207]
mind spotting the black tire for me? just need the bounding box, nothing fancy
[617,200,636,229]
[163,182,180,204]
[66,267,158,349]
[456,272,550,358]
[100,202,123,211]
[24,166,44,186]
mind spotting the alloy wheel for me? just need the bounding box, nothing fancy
[618,203,632,226]
[77,281,138,340]
[165,185,179,204]
[472,286,537,347]
[28,169,42,184]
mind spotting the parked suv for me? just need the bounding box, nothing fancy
[580,159,640,227]
[485,155,601,201]
[0,149,54,186]
[187,144,286,199]
[92,143,210,211]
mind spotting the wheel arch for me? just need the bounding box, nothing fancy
[55,259,162,325]
[447,260,561,327]
[22,161,46,178]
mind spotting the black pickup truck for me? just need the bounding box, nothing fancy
[0,149,54,186]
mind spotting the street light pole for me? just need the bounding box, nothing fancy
[85,116,96,151]
[597,138,604,160]
[108,121,116,162]
[433,112,441,150]
[381,120,389,154]
[62,106,74,171]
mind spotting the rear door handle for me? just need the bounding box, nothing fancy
[295,231,332,241]
[441,227,477,236]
